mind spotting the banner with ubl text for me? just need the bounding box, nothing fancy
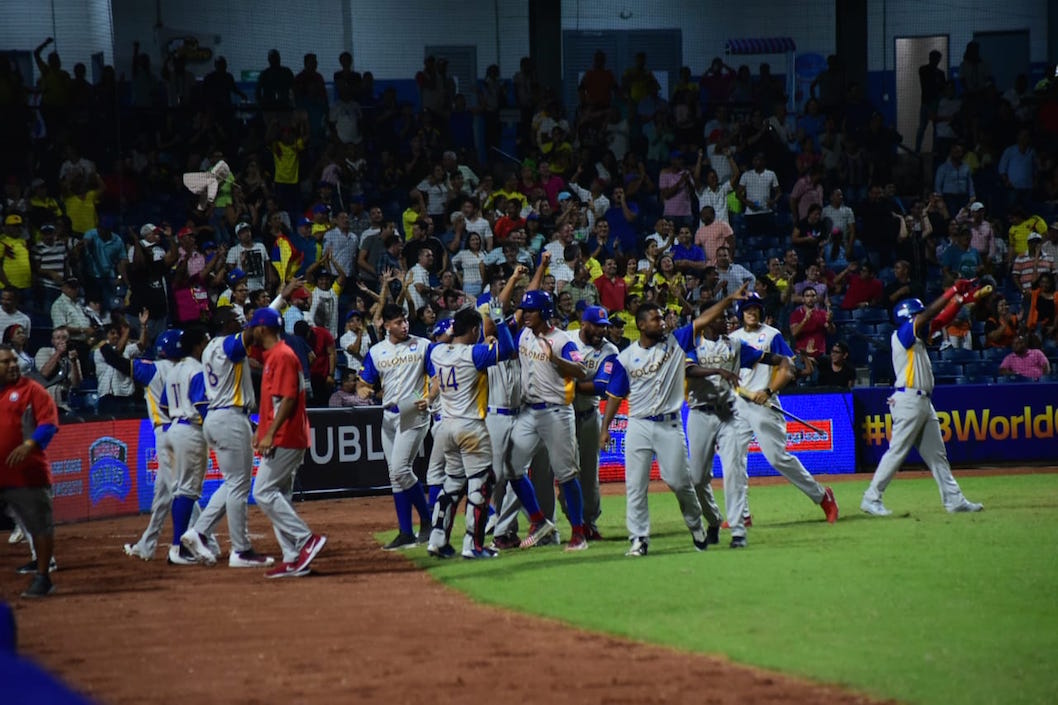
[853,383,1058,467]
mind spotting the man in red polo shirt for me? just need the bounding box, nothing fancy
[0,344,60,597]
[248,307,326,578]
[593,256,627,313]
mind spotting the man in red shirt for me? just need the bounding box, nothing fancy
[837,261,885,310]
[249,307,326,578]
[0,344,60,597]
[593,257,627,313]
[789,288,834,358]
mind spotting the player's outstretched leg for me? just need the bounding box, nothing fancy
[862,394,923,516]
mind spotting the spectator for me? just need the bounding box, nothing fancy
[0,289,31,337]
[694,159,739,226]
[791,203,827,266]
[941,227,983,284]
[306,264,344,340]
[34,326,82,413]
[934,144,974,214]
[998,128,1036,208]
[816,341,857,388]
[792,263,829,305]
[790,165,825,222]
[856,184,902,267]
[256,49,295,119]
[658,151,695,229]
[821,188,856,258]
[984,297,1019,349]
[306,319,337,405]
[884,259,924,305]
[0,214,32,297]
[594,257,626,314]
[563,264,599,310]
[4,324,35,375]
[957,202,996,263]
[694,205,734,266]
[602,186,640,257]
[737,152,780,234]
[605,315,631,351]
[1024,272,1058,340]
[789,287,833,359]
[670,225,707,275]
[451,231,486,298]
[94,315,147,414]
[998,334,1051,381]
[61,172,103,237]
[1011,232,1055,294]
[1043,221,1058,264]
[329,369,373,407]
[50,278,94,343]
[915,50,946,153]
[836,261,884,309]
[1007,206,1050,259]
[714,245,754,295]
[127,223,175,343]
[80,218,127,311]
[30,222,69,312]
[323,212,359,279]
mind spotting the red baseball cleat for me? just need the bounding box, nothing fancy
[821,487,839,524]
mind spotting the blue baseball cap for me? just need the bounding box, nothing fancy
[297,217,312,227]
[557,191,572,202]
[432,318,453,339]
[312,203,331,214]
[248,307,282,329]
[582,305,611,326]
[225,268,247,287]
[345,309,363,321]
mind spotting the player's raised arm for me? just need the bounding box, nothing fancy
[691,281,749,336]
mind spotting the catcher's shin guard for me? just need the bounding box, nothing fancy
[468,468,496,552]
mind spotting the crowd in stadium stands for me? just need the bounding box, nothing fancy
[0,38,1056,417]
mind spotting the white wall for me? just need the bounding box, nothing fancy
[867,0,1049,70]
[561,0,837,73]
[0,0,114,70]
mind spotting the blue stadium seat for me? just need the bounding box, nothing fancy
[965,376,995,384]
[964,362,994,378]
[982,347,1010,362]
[846,335,871,366]
[852,307,889,324]
[927,349,941,362]
[971,321,986,336]
[873,323,894,338]
[933,361,960,377]
[994,375,1026,384]
[941,347,979,362]
[831,309,852,324]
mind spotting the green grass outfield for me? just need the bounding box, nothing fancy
[404,474,1058,705]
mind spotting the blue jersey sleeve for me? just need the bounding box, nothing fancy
[31,424,58,450]
[673,323,696,352]
[189,372,209,421]
[769,333,795,357]
[131,359,156,386]
[738,341,765,368]
[896,319,917,349]
[593,354,618,396]
[471,343,499,370]
[605,359,630,398]
[359,349,379,385]
[560,341,579,362]
[222,333,248,363]
[425,343,437,377]
[495,321,515,360]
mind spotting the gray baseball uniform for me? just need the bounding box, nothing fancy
[606,324,704,542]
[164,356,209,501]
[571,332,618,531]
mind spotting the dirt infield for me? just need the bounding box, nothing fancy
[0,481,907,705]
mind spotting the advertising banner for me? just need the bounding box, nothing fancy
[853,383,1058,467]
[50,419,143,524]
[599,392,856,482]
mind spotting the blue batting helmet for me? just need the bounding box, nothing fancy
[893,298,925,324]
[432,318,453,340]
[157,329,184,360]
[520,290,553,316]
[737,292,765,316]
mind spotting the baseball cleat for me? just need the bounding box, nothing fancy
[948,499,983,513]
[586,526,604,541]
[691,526,709,552]
[488,533,521,551]
[564,533,589,552]
[382,532,418,551]
[167,544,200,566]
[461,546,499,559]
[207,534,222,560]
[181,530,218,565]
[416,528,431,545]
[8,526,24,544]
[821,486,839,523]
[427,543,457,559]
[264,562,310,579]
[519,519,556,549]
[625,537,648,557]
[21,573,55,598]
[729,536,748,549]
[229,550,276,568]
[124,543,153,561]
[292,534,326,573]
[860,498,893,516]
[16,557,57,575]
[705,525,720,545]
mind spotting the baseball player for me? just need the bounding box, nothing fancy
[509,288,589,551]
[599,290,744,557]
[685,309,794,548]
[571,305,619,540]
[861,283,985,515]
[180,307,275,568]
[98,329,184,560]
[727,293,839,548]
[163,328,211,566]
[358,303,433,550]
[425,318,453,517]
[426,308,515,559]
[247,307,327,578]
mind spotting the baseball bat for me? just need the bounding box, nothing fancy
[735,388,827,436]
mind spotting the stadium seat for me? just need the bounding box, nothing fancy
[994,375,1025,384]
[832,309,852,324]
[927,349,941,362]
[873,323,894,337]
[846,336,871,366]
[966,376,995,384]
[932,361,960,377]
[852,307,889,324]
[941,347,979,362]
[982,347,1010,362]
[964,362,994,378]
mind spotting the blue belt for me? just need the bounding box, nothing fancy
[385,405,400,413]
[161,422,171,432]
[174,418,201,426]
[528,402,562,410]
[433,413,442,423]
[487,406,519,416]
[895,387,930,398]
[643,412,680,422]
